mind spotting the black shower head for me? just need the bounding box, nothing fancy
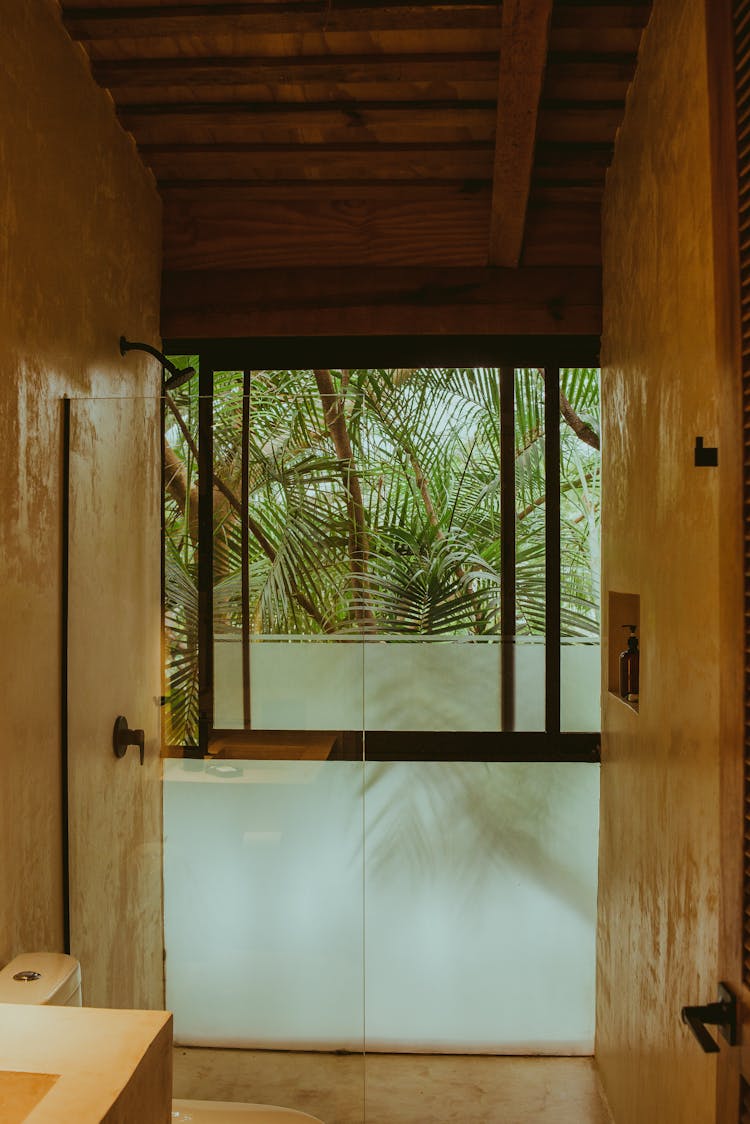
[119,336,196,389]
[163,366,196,391]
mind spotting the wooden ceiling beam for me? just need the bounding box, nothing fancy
[92,52,499,89]
[159,181,492,199]
[120,101,497,145]
[62,5,502,40]
[160,265,602,339]
[114,81,499,109]
[488,0,554,267]
[157,180,603,204]
[139,141,495,181]
[140,141,615,184]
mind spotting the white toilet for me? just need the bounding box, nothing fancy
[0,954,323,1124]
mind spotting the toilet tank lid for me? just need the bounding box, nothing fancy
[0,953,81,1005]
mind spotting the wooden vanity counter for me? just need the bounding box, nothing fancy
[0,1003,172,1122]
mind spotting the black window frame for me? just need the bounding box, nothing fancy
[164,335,601,764]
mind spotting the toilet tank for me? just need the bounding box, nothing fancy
[0,953,82,1006]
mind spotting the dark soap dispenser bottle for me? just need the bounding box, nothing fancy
[619,625,639,702]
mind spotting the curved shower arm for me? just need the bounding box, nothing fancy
[119,336,196,390]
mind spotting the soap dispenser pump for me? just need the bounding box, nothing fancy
[619,625,639,702]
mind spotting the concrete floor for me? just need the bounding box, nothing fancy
[173,1048,614,1124]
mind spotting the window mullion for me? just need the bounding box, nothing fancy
[197,361,214,757]
[544,365,561,734]
[241,370,252,730]
[500,365,516,731]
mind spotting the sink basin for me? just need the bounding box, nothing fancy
[0,1070,59,1123]
[0,1003,171,1122]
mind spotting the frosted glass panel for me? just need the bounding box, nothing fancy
[214,636,364,730]
[164,760,364,1048]
[514,638,545,731]
[164,759,599,1053]
[363,639,499,731]
[213,636,244,729]
[212,635,566,732]
[561,640,601,731]
[364,762,598,1052]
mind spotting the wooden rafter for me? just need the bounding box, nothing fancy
[488,0,554,267]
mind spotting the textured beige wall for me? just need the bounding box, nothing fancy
[597,0,723,1120]
[0,0,163,1006]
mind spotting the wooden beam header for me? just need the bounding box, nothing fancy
[161,265,602,339]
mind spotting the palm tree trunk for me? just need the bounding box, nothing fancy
[313,369,376,629]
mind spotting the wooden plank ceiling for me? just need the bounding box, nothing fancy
[61,0,651,339]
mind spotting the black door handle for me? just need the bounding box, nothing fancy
[113,716,145,765]
[681,983,737,1053]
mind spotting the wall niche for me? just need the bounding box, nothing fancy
[607,591,640,713]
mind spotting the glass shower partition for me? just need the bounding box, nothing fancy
[162,365,601,1122]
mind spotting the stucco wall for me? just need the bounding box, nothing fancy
[597,0,722,1120]
[0,1,163,1006]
